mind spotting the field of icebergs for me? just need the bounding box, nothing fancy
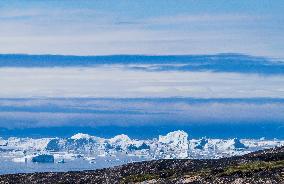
[0,130,283,174]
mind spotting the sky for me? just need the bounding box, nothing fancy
[0,54,283,135]
[0,0,284,57]
[0,1,284,137]
[0,66,284,98]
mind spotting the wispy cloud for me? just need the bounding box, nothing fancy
[0,98,284,128]
[141,14,262,25]
[1,54,281,74]
[0,2,283,57]
[0,67,283,98]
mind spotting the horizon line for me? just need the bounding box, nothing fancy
[0,52,265,58]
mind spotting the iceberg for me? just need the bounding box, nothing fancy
[32,154,54,163]
[71,133,93,140]
[158,130,189,158]
[2,130,284,162]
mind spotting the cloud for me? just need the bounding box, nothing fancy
[3,54,283,74]
[0,4,283,57]
[0,98,284,128]
[0,67,283,98]
[142,14,261,25]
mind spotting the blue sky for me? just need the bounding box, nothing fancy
[0,0,284,57]
[0,55,284,98]
[1,98,284,138]
[0,54,283,133]
[0,1,284,137]
[1,98,284,128]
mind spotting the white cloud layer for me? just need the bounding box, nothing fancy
[0,67,283,98]
[0,4,283,57]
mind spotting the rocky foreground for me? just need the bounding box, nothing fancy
[0,146,284,184]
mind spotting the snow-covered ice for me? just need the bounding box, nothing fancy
[0,130,283,174]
